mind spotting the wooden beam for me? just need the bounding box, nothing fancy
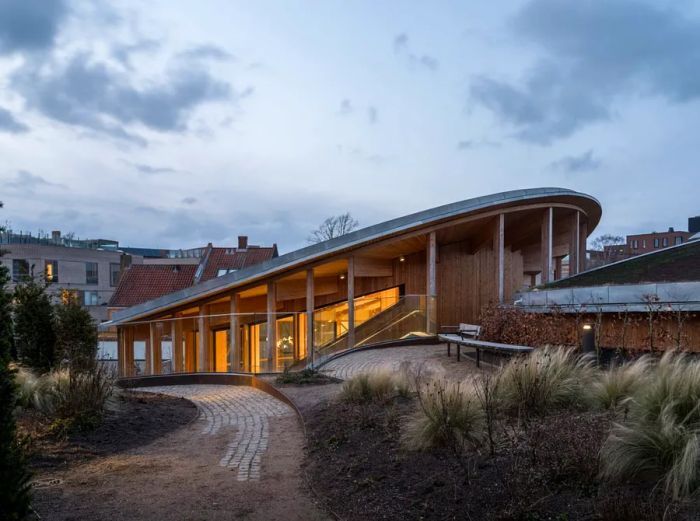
[426,231,437,332]
[229,294,239,373]
[579,219,588,273]
[306,269,314,367]
[275,276,338,301]
[495,214,505,303]
[267,282,277,371]
[198,305,209,372]
[347,257,355,348]
[540,208,553,284]
[172,317,183,373]
[353,256,393,277]
[569,211,580,276]
[150,322,162,375]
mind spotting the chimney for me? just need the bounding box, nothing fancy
[668,227,674,233]
[690,216,700,234]
[238,235,248,250]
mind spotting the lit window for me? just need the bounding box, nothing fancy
[45,260,58,282]
[84,290,99,306]
[86,262,98,284]
[12,259,29,282]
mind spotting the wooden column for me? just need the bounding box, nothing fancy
[306,269,315,367]
[143,326,152,376]
[229,294,239,372]
[267,282,277,371]
[569,211,580,277]
[172,318,183,373]
[426,231,437,332]
[494,214,505,303]
[150,322,162,375]
[124,327,135,377]
[579,219,588,273]
[347,257,355,349]
[198,305,209,372]
[117,328,125,377]
[554,257,563,281]
[540,208,554,284]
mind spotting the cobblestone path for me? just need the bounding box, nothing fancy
[320,344,446,380]
[136,385,292,481]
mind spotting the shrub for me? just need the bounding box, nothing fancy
[54,294,98,372]
[403,379,484,452]
[14,279,56,373]
[498,346,595,418]
[33,365,114,434]
[340,371,395,403]
[0,262,32,520]
[600,352,700,499]
[12,365,38,409]
[590,357,650,410]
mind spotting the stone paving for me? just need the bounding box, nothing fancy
[135,385,292,481]
[320,344,447,380]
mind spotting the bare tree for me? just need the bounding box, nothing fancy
[307,212,359,243]
[590,234,625,265]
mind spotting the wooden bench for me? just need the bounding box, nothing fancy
[437,334,533,367]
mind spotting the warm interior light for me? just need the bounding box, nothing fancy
[399,255,405,262]
[340,273,346,280]
[582,324,592,330]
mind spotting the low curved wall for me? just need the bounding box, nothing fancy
[117,372,300,415]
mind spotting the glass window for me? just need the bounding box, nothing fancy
[86,262,98,284]
[675,236,683,245]
[631,240,638,250]
[642,239,646,248]
[217,268,237,277]
[45,260,58,282]
[653,238,660,248]
[110,263,121,286]
[84,290,98,306]
[12,259,29,282]
[662,237,669,247]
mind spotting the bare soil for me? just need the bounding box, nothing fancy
[21,391,329,521]
[304,395,694,521]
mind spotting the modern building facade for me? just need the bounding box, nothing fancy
[104,188,601,377]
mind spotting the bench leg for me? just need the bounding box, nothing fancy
[457,343,461,361]
[447,342,451,357]
[476,347,480,368]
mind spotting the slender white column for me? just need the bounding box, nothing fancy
[496,214,505,303]
[267,282,277,370]
[306,269,315,367]
[347,257,355,348]
[426,231,437,332]
[229,294,239,372]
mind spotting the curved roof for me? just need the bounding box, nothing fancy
[109,187,601,325]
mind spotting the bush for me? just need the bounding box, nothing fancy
[498,346,595,418]
[12,365,38,409]
[14,279,56,373]
[600,352,700,499]
[403,379,484,452]
[275,367,337,385]
[33,365,114,434]
[590,357,650,410]
[54,295,98,372]
[340,371,396,403]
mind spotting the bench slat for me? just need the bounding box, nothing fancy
[438,334,533,353]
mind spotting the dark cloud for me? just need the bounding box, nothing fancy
[4,170,63,193]
[0,106,28,133]
[548,149,601,173]
[471,0,700,143]
[339,98,353,115]
[12,53,231,142]
[456,139,500,150]
[392,32,439,71]
[0,0,69,54]
[178,44,233,61]
[367,106,378,124]
[181,197,197,205]
[126,161,179,175]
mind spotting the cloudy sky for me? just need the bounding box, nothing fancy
[1,0,698,252]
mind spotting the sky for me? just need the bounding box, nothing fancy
[0,0,698,253]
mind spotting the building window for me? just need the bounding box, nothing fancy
[662,237,669,247]
[45,260,58,282]
[631,240,638,249]
[84,290,99,306]
[110,263,121,287]
[12,259,30,282]
[654,238,660,248]
[86,262,98,284]
[675,236,683,245]
[217,268,237,277]
[642,239,646,248]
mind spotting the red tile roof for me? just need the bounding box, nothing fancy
[109,265,197,307]
[109,243,278,308]
[199,246,277,282]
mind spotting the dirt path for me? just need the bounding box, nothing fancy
[31,386,329,521]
